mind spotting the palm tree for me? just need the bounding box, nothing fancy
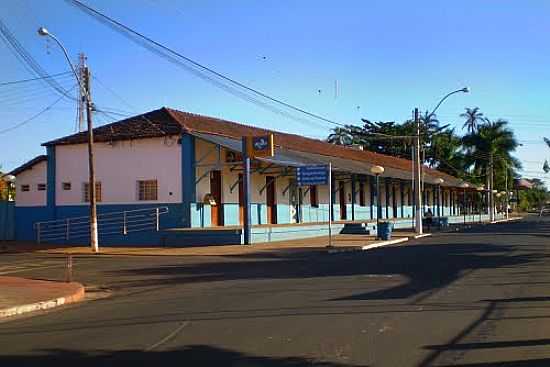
[460,107,484,134]
[462,119,521,189]
[327,127,353,145]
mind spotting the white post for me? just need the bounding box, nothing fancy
[66,218,70,241]
[156,208,160,231]
[328,162,333,247]
[123,211,127,235]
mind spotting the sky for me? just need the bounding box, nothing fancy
[1,0,549,185]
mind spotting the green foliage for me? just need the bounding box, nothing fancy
[326,109,523,191]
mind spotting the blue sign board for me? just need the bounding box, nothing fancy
[296,165,329,186]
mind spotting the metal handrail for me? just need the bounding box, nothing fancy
[35,206,168,243]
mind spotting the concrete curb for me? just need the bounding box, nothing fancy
[327,237,409,254]
[490,217,522,224]
[0,283,85,319]
[410,233,432,239]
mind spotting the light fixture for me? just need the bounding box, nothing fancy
[37,27,49,36]
[461,87,470,93]
[434,178,444,185]
[370,165,385,175]
[460,182,470,188]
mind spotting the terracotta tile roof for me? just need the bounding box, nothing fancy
[42,107,465,187]
[10,155,47,176]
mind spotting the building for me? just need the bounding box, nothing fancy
[11,107,483,246]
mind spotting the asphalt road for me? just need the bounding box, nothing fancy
[1,216,550,366]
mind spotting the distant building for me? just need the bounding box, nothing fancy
[11,107,473,245]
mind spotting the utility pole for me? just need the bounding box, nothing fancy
[489,153,495,222]
[83,65,99,253]
[505,160,509,220]
[414,108,423,234]
[76,53,86,132]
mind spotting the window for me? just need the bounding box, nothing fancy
[359,182,366,207]
[83,182,102,202]
[21,184,30,192]
[62,182,71,191]
[137,180,158,201]
[310,185,319,208]
[37,183,46,191]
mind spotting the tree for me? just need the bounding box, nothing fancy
[460,107,484,134]
[462,118,521,190]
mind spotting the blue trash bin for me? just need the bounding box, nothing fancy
[378,222,394,240]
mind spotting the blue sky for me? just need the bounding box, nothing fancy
[1,0,549,184]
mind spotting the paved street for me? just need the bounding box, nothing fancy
[1,216,550,366]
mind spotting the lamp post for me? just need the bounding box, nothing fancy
[460,183,469,226]
[434,178,444,220]
[370,165,385,239]
[477,185,485,223]
[38,27,99,253]
[414,87,469,235]
[496,190,498,222]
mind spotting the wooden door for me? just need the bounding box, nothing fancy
[266,176,277,224]
[238,173,244,225]
[210,170,223,226]
[339,181,347,220]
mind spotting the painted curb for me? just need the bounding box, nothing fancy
[327,237,409,254]
[0,283,85,319]
[490,217,522,224]
[411,233,432,239]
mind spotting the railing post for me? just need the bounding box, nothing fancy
[123,212,127,235]
[37,223,41,244]
[156,208,160,231]
[66,218,70,241]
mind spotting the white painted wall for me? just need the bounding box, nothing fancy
[15,160,47,207]
[56,136,181,205]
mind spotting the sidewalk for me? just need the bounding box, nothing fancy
[1,233,417,257]
[0,276,85,319]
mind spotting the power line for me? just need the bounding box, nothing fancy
[64,0,346,130]
[0,71,71,86]
[0,86,76,135]
[0,18,76,102]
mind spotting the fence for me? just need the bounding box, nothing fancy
[35,207,169,243]
[0,201,15,241]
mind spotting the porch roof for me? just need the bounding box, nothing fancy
[193,132,462,187]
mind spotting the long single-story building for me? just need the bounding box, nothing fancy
[11,107,492,246]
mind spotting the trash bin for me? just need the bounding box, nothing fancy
[378,222,394,240]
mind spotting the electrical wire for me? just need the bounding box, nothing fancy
[0,85,76,135]
[0,71,71,86]
[64,0,346,130]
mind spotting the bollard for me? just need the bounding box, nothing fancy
[65,254,73,283]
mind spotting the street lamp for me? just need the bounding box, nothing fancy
[414,87,469,236]
[434,178,444,220]
[38,27,99,253]
[477,185,485,223]
[460,182,469,226]
[370,165,385,239]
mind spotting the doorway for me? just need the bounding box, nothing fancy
[210,170,223,226]
[266,176,277,224]
[339,181,347,220]
[238,173,244,225]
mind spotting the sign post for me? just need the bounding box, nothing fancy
[242,134,274,245]
[295,163,332,247]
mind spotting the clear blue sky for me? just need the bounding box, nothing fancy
[1,0,549,185]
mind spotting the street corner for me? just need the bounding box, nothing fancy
[0,276,85,320]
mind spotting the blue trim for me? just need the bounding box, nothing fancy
[46,146,56,220]
[181,133,195,227]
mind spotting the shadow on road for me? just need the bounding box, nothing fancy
[0,345,367,367]
[106,242,539,303]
